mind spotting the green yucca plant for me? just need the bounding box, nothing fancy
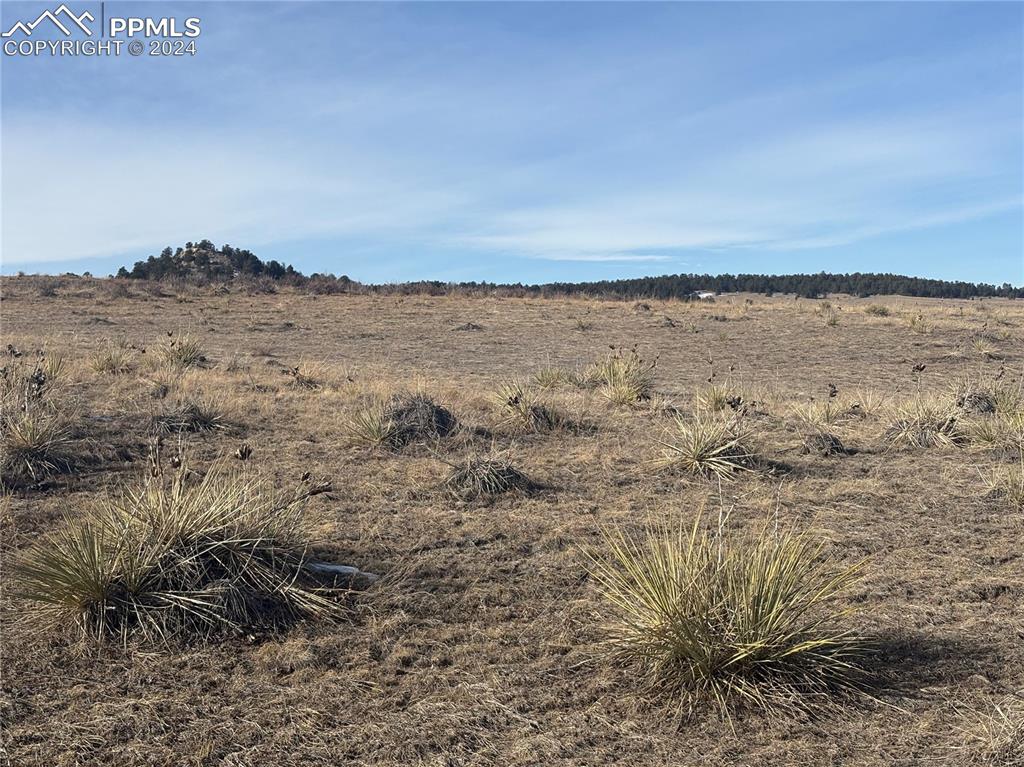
[90,341,135,375]
[656,414,758,479]
[493,380,562,431]
[14,461,342,642]
[587,346,657,404]
[0,408,74,486]
[345,401,400,449]
[533,367,568,390]
[584,516,866,717]
[696,382,744,414]
[158,332,207,370]
[884,396,965,448]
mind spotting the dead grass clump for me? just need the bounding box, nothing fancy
[13,461,343,642]
[864,305,891,317]
[347,394,457,450]
[884,397,966,448]
[972,338,1004,361]
[655,414,758,479]
[90,340,135,375]
[442,454,533,500]
[845,388,887,419]
[958,696,1024,766]
[981,457,1024,510]
[152,397,228,434]
[801,430,847,456]
[792,398,850,430]
[494,381,563,431]
[157,332,207,370]
[284,365,321,390]
[584,516,866,717]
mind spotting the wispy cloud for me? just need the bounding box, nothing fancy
[1,2,1020,281]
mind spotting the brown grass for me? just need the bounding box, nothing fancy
[1,282,1023,765]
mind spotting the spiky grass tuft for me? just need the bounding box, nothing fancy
[158,332,207,370]
[13,462,342,642]
[1,408,74,486]
[90,341,135,375]
[347,394,457,450]
[587,346,657,405]
[494,380,563,431]
[655,414,758,479]
[695,383,744,414]
[884,397,966,448]
[584,516,866,717]
[533,367,568,390]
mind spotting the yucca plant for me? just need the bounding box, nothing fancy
[13,461,342,642]
[0,408,74,486]
[846,388,887,419]
[493,380,562,431]
[533,367,568,390]
[586,346,657,404]
[584,516,866,717]
[158,332,207,370]
[972,338,1004,361]
[90,341,135,375]
[884,396,965,448]
[346,394,456,450]
[345,401,400,449]
[907,314,932,334]
[695,382,742,414]
[656,414,758,479]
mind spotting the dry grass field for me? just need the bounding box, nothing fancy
[1,278,1023,766]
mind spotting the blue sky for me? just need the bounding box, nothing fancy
[2,1,1022,284]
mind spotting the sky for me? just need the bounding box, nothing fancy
[1,1,1022,284]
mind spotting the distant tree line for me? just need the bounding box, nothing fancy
[116,242,1021,299]
[533,272,1023,299]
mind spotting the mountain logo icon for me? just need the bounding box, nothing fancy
[2,4,94,37]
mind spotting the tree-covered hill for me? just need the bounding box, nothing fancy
[117,241,1021,299]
